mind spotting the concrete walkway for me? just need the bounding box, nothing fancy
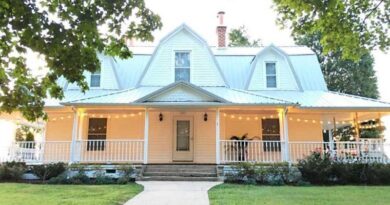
[124,181,222,205]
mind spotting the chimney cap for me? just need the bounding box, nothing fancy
[217,11,225,15]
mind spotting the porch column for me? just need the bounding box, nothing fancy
[69,109,79,164]
[216,108,221,164]
[354,112,360,142]
[143,108,149,164]
[279,108,289,162]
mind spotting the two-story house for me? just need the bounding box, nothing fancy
[9,13,390,176]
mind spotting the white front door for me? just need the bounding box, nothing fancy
[173,116,194,161]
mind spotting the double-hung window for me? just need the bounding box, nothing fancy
[266,62,277,88]
[90,70,101,87]
[175,52,190,82]
[261,119,281,152]
[87,118,107,151]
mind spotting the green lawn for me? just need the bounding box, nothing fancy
[209,184,390,205]
[0,183,143,205]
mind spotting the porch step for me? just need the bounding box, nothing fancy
[139,176,220,181]
[143,172,217,177]
[139,165,220,181]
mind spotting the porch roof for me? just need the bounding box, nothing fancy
[60,82,294,106]
[253,90,390,110]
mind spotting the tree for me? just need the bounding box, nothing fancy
[273,0,390,61]
[295,33,379,99]
[0,0,162,121]
[228,26,261,47]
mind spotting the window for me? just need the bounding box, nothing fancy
[266,62,277,88]
[87,118,107,151]
[175,52,190,82]
[262,119,281,151]
[90,70,101,87]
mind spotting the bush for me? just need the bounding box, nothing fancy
[0,161,27,181]
[297,152,333,184]
[31,162,67,182]
[224,162,298,185]
[47,173,69,184]
[298,152,390,185]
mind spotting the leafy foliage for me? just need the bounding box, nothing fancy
[298,152,390,185]
[31,162,67,182]
[228,26,261,47]
[0,161,27,181]
[0,0,162,121]
[295,32,379,99]
[273,0,390,60]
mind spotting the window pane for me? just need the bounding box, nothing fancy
[266,76,277,88]
[175,52,190,67]
[262,119,280,135]
[177,120,190,151]
[266,63,276,75]
[91,75,101,87]
[175,68,190,82]
[87,118,107,151]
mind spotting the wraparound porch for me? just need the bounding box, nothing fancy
[2,106,389,164]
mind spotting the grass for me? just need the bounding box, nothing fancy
[0,183,143,205]
[209,184,390,205]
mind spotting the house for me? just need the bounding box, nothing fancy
[3,13,390,172]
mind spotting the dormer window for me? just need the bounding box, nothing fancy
[90,70,101,87]
[266,62,277,88]
[175,51,190,82]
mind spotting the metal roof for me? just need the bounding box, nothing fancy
[252,90,390,109]
[61,85,294,106]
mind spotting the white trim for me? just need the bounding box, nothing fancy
[216,108,221,164]
[264,61,278,89]
[143,108,149,164]
[69,110,79,163]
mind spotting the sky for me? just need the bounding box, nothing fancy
[143,0,390,139]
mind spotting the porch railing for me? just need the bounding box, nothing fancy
[220,140,390,164]
[0,139,144,164]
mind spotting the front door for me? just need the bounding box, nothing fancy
[173,117,194,161]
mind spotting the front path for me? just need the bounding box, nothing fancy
[125,181,222,205]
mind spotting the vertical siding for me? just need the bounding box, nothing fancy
[288,114,323,141]
[140,30,225,86]
[45,113,74,141]
[248,49,299,90]
[148,111,217,163]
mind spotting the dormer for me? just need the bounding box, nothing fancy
[137,24,227,87]
[246,45,301,91]
[65,54,120,90]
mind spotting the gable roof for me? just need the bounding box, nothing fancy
[135,23,229,87]
[134,81,228,103]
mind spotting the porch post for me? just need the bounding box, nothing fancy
[216,108,221,165]
[354,112,360,142]
[280,108,290,163]
[69,109,79,164]
[143,108,149,164]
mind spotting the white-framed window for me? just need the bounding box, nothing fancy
[90,70,101,87]
[175,51,190,82]
[265,62,277,88]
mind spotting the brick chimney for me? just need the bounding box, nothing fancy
[216,11,227,48]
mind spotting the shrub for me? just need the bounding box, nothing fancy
[68,170,90,184]
[0,161,27,181]
[297,152,333,184]
[47,173,69,184]
[31,162,67,182]
[298,152,390,185]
